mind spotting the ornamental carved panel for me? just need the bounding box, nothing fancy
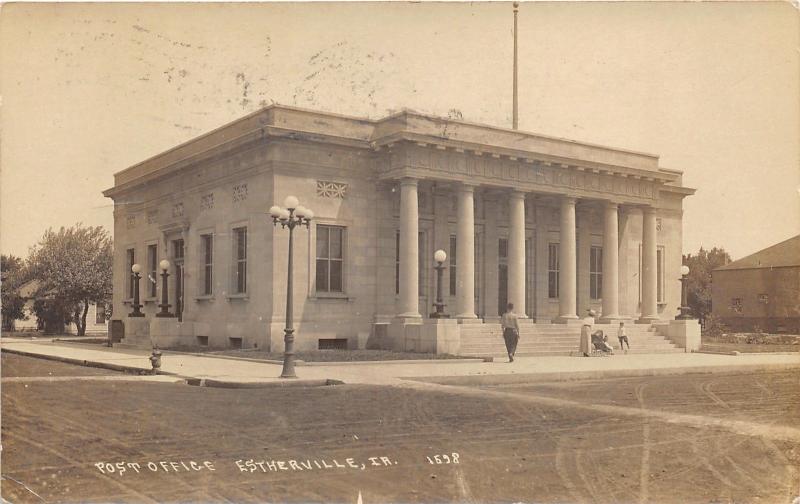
[146,210,158,225]
[316,180,348,199]
[233,183,248,202]
[172,203,184,218]
[126,215,137,229]
[201,193,214,211]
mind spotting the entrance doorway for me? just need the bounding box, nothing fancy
[498,238,508,316]
[172,239,185,322]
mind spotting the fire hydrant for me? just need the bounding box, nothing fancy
[149,348,162,375]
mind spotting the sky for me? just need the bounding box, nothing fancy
[1,2,798,261]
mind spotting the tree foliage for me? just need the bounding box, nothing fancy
[27,224,112,335]
[682,247,732,324]
[1,254,28,331]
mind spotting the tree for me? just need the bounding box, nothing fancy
[1,254,28,331]
[27,224,112,336]
[682,247,732,325]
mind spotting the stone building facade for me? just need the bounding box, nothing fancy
[104,105,696,353]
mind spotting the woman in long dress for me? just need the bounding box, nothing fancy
[580,309,596,356]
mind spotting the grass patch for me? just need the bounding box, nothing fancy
[700,342,799,353]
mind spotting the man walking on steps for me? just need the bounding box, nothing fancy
[501,303,520,363]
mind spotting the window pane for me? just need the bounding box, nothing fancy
[205,235,213,263]
[499,239,508,259]
[317,227,329,259]
[127,249,135,298]
[549,272,557,299]
[236,230,246,260]
[330,228,343,259]
[330,260,343,292]
[95,304,105,324]
[316,259,329,292]
[205,265,213,295]
[237,262,246,293]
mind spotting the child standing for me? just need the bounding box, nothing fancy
[617,322,630,353]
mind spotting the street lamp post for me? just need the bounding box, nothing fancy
[270,196,313,379]
[676,264,692,320]
[156,259,174,318]
[129,264,144,317]
[430,249,449,318]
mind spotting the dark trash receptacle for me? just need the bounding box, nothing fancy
[110,320,125,344]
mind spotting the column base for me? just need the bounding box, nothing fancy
[553,315,582,325]
[599,315,629,324]
[665,319,701,352]
[636,315,660,324]
[457,316,482,324]
[397,312,422,320]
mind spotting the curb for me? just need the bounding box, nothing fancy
[405,362,800,386]
[1,347,181,378]
[302,357,491,366]
[186,378,345,389]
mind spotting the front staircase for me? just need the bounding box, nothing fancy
[458,322,682,357]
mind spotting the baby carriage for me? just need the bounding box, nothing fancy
[591,331,614,355]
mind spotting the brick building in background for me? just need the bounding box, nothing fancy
[712,235,800,334]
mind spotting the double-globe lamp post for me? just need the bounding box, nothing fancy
[676,264,692,320]
[270,196,313,379]
[156,259,174,318]
[128,264,145,317]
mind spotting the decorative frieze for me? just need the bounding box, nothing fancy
[316,180,348,199]
[172,202,184,218]
[201,193,214,211]
[233,184,248,202]
[391,145,660,204]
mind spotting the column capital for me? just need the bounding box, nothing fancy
[604,200,620,210]
[561,195,577,206]
[509,189,526,200]
[399,177,419,188]
[459,182,479,192]
[642,205,657,216]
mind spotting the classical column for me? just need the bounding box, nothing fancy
[398,178,421,318]
[639,206,659,323]
[557,196,579,322]
[508,190,527,318]
[600,201,620,322]
[456,184,477,319]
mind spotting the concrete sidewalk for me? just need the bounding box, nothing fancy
[2,337,799,387]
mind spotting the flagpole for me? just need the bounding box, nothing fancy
[513,1,519,130]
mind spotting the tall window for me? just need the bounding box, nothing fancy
[126,248,135,299]
[233,227,247,294]
[95,303,106,324]
[395,232,400,295]
[449,235,457,296]
[590,246,603,300]
[657,246,665,304]
[418,231,425,296]
[201,234,213,295]
[548,243,560,299]
[147,244,158,298]
[316,225,344,293]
